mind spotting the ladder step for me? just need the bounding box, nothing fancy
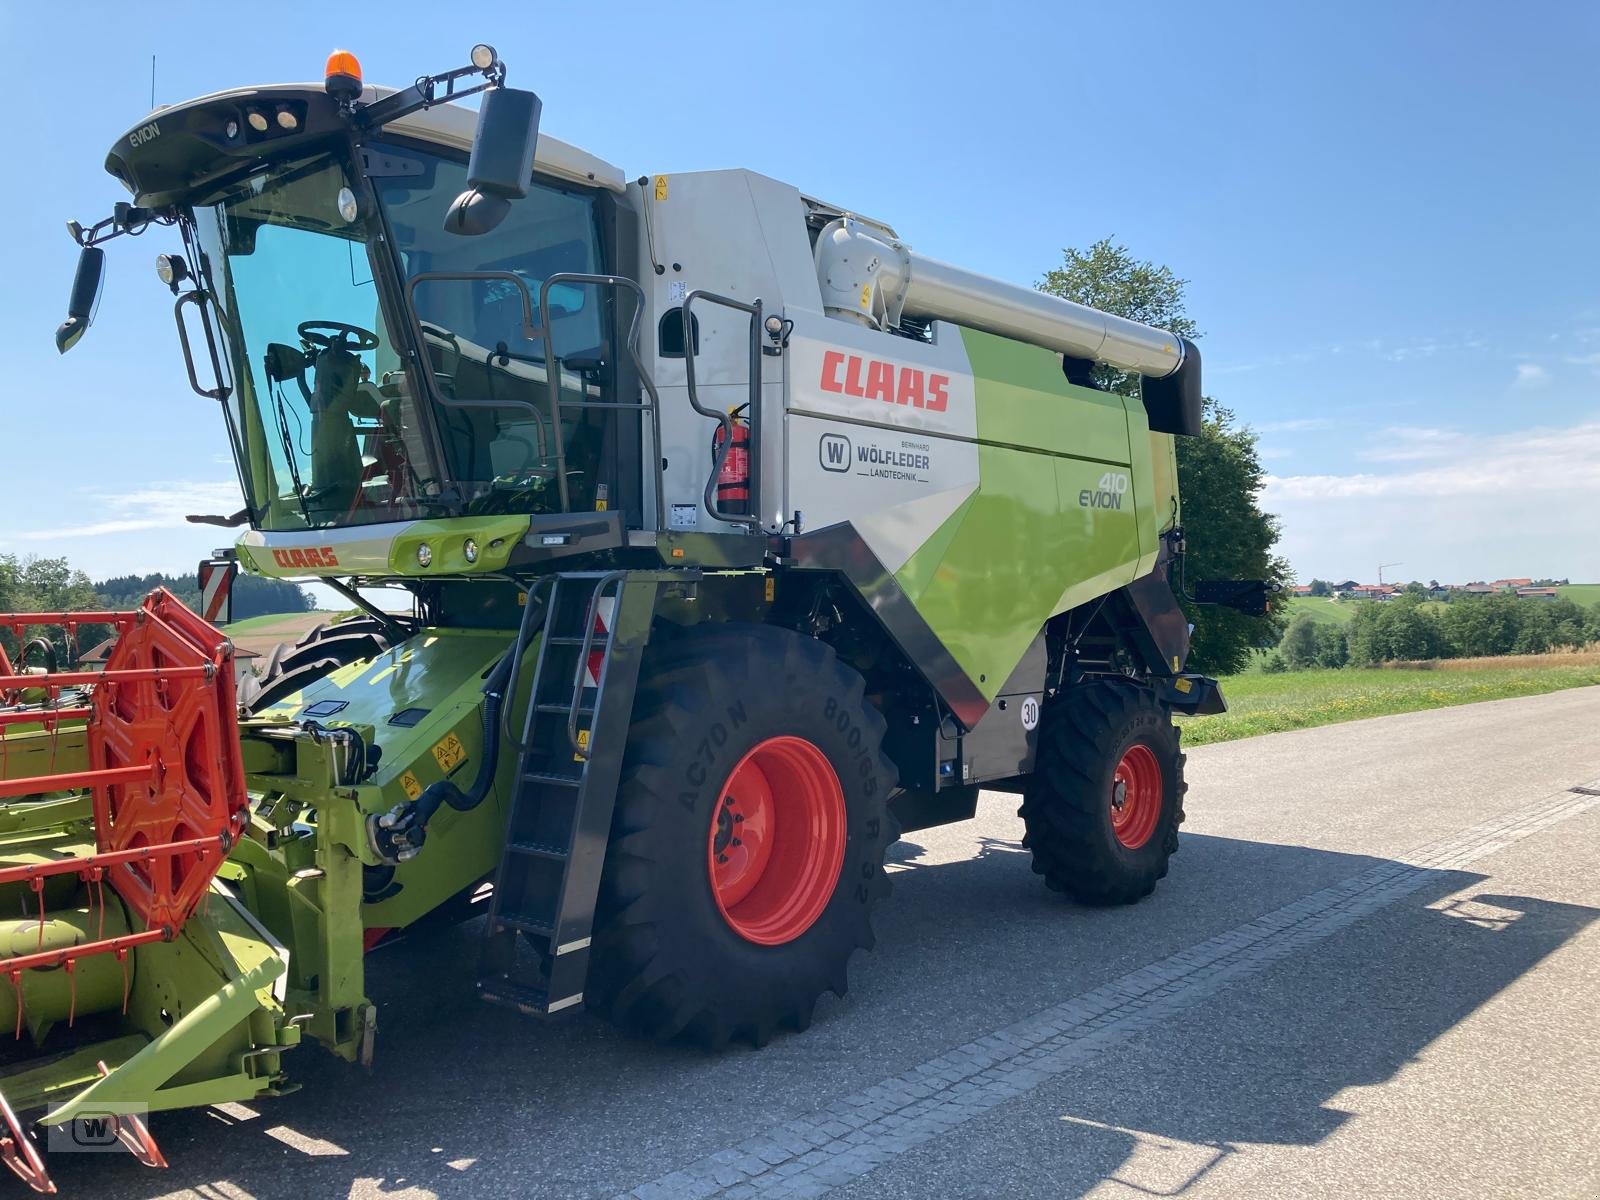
[508,840,569,861]
[494,913,556,938]
[522,770,582,787]
[477,978,584,1017]
[535,703,594,715]
[546,635,611,646]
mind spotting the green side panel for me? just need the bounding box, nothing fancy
[895,443,1142,702]
[892,330,1150,703]
[250,628,514,929]
[962,328,1133,464]
[892,490,979,604]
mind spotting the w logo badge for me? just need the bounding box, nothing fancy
[819,433,851,473]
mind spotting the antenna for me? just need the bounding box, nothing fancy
[150,54,156,109]
[1378,561,1403,586]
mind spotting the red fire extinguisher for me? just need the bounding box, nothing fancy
[712,404,751,514]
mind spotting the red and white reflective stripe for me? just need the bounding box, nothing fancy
[582,596,615,687]
[198,561,232,623]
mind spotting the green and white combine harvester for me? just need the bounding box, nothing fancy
[2,44,1266,1190]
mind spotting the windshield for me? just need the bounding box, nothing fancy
[192,155,440,530]
[368,140,608,515]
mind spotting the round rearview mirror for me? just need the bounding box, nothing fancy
[443,188,511,237]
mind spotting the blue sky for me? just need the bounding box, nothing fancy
[2,1,1596,590]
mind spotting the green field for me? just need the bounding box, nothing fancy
[1559,583,1600,607]
[1285,595,1358,626]
[225,610,334,635]
[1179,661,1600,746]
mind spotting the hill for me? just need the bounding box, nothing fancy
[1285,595,1357,626]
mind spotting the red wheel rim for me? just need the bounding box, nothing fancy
[707,736,847,945]
[1110,743,1163,850]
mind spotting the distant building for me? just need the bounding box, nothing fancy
[1339,583,1400,601]
[1292,584,1314,596]
[1489,578,1533,592]
[1516,587,1559,600]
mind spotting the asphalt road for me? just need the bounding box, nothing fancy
[57,685,1600,1200]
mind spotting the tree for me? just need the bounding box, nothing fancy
[1279,615,1321,670]
[1314,625,1349,668]
[95,571,310,621]
[1309,579,1332,597]
[1039,239,1288,675]
[1441,595,1521,657]
[0,554,108,664]
[1038,238,1198,397]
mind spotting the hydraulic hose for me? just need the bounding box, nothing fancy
[367,584,549,863]
[409,649,515,826]
[368,645,518,862]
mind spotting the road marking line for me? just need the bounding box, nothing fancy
[617,779,1600,1200]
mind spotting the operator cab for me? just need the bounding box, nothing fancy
[62,48,650,547]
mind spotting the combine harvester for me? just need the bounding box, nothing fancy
[3,44,1266,1189]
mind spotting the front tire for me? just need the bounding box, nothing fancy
[589,624,898,1047]
[1019,682,1185,904]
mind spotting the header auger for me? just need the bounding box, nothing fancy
[7,39,1269,1190]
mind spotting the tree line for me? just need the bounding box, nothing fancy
[1,554,309,665]
[1269,593,1600,672]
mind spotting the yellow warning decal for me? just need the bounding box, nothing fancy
[654,174,669,201]
[1174,677,1193,694]
[764,576,776,603]
[399,770,422,800]
[573,728,591,762]
[859,283,872,309]
[432,732,468,774]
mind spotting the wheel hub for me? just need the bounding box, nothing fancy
[1109,744,1162,850]
[707,736,846,945]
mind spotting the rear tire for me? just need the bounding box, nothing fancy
[1018,682,1185,904]
[589,624,897,1047]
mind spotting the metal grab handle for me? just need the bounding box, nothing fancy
[500,574,557,754]
[681,290,763,530]
[568,571,626,758]
[537,273,666,529]
[173,290,231,401]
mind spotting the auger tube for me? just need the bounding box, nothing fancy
[813,217,1187,377]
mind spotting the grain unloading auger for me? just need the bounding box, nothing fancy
[18,40,1276,1189]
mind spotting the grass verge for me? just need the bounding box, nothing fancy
[1179,660,1600,746]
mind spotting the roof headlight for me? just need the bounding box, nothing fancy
[416,543,433,568]
[463,537,479,564]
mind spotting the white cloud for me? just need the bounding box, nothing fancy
[1357,426,1468,463]
[1513,362,1549,389]
[1265,417,1600,583]
[5,481,242,542]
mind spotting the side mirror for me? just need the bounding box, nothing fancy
[444,87,541,236]
[1193,578,1280,617]
[55,246,106,354]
